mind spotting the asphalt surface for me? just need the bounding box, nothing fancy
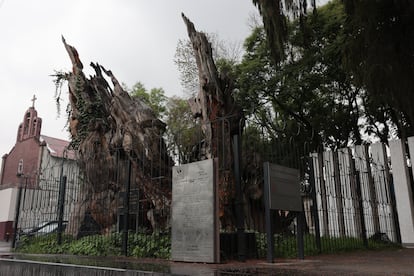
[0,241,11,254]
[1,240,413,275]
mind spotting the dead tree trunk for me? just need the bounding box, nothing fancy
[61,37,172,237]
[182,15,244,230]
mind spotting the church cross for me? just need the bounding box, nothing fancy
[31,94,37,108]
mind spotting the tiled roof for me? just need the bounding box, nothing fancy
[40,135,76,160]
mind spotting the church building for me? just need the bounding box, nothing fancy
[0,96,76,241]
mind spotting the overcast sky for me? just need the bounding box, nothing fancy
[0,0,258,158]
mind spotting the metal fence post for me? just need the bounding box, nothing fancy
[232,134,246,262]
[296,211,305,259]
[122,158,132,256]
[57,175,67,245]
[12,177,24,248]
[388,174,402,244]
[355,170,368,248]
[264,162,274,263]
[308,156,322,253]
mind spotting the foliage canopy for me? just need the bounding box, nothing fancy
[253,0,414,137]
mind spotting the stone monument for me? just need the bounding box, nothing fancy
[171,159,219,263]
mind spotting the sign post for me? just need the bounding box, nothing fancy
[263,162,303,262]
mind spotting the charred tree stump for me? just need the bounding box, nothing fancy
[61,37,172,237]
[182,15,244,230]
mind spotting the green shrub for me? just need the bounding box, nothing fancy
[16,231,399,260]
[254,232,401,258]
[16,232,171,259]
[130,232,171,259]
[16,234,72,254]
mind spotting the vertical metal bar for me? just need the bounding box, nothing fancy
[263,162,274,263]
[221,119,226,169]
[332,151,345,236]
[12,177,23,248]
[317,152,329,236]
[296,211,305,259]
[308,156,322,253]
[122,158,132,256]
[57,176,67,245]
[355,170,368,248]
[232,134,245,262]
[361,145,380,234]
[19,179,27,237]
[136,184,140,234]
[387,172,402,244]
[350,149,363,239]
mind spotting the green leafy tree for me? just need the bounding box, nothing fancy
[125,82,200,164]
[252,0,317,64]
[174,33,242,96]
[342,0,414,137]
[253,0,414,137]
[237,0,397,150]
[164,96,201,163]
[128,82,167,118]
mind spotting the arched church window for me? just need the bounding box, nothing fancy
[17,159,24,176]
[24,112,30,135]
[31,119,37,135]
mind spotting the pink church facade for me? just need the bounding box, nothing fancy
[0,99,73,240]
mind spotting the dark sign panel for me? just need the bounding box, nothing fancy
[264,162,302,211]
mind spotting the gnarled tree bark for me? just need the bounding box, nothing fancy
[182,15,244,230]
[61,37,172,237]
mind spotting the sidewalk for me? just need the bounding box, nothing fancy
[0,241,11,254]
[258,248,414,275]
[1,246,413,275]
[169,248,414,275]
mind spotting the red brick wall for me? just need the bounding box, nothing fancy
[0,221,13,241]
[0,138,40,187]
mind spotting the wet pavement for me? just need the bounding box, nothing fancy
[1,241,413,275]
[0,241,11,254]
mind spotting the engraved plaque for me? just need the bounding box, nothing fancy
[171,159,219,263]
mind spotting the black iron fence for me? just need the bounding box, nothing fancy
[14,119,402,260]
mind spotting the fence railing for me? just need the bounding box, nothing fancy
[14,120,406,259]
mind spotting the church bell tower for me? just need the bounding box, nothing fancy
[16,95,42,142]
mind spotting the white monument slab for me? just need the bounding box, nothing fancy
[171,159,219,263]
